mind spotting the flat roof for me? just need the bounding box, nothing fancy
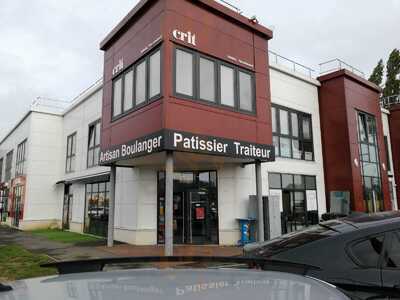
[100,0,273,51]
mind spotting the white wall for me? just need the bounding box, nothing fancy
[266,63,326,215]
[24,112,64,222]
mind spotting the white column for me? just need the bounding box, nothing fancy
[165,151,174,256]
[255,160,264,242]
[107,164,116,247]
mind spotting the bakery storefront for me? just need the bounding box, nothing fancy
[99,0,274,252]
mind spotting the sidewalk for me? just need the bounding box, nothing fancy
[0,225,242,261]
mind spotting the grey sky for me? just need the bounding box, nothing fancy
[0,0,399,139]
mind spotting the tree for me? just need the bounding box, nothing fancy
[368,59,384,86]
[383,48,400,97]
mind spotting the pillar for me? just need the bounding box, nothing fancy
[255,160,264,242]
[165,151,174,256]
[107,164,116,247]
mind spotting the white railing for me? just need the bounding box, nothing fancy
[30,97,71,114]
[319,59,365,78]
[380,94,400,109]
[268,50,315,78]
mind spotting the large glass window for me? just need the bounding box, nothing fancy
[65,133,76,173]
[5,150,13,182]
[84,182,109,237]
[149,50,161,98]
[87,120,101,168]
[112,78,122,117]
[123,70,133,111]
[239,71,253,111]
[15,139,27,177]
[135,60,147,105]
[199,57,216,102]
[272,105,314,160]
[357,112,383,212]
[220,65,235,107]
[269,173,318,234]
[174,47,255,113]
[176,49,194,97]
[112,48,161,119]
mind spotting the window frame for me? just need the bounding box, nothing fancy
[357,111,383,212]
[173,45,256,115]
[111,46,162,121]
[15,139,27,177]
[87,119,101,168]
[5,150,13,182]
[65,132,77,173]
[272,104,314,161]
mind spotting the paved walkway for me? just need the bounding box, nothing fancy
[0,225,242,262]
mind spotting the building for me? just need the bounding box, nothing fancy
[0,0,398,249]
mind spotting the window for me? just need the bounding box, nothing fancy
[272,105,314,160]
[384,136,391,171]
[351,235,384,267]
[112,78,122,117]
[357,112,383,212]
[15,139,27,177]
[85,182,110,237]
[112,48,161,119]
[123,70,133,111]
[135,60,147,105]
[239,71,253,111]
[199,57,216,102]
[5,150,13,181]
[220,65,235,107]
[87,120,101,168]
[149,50,161,98]
[383,231,400,268]
[66,133,76,173]
[0,158,3,182]
[174,47,255,113]
[269,173,318,234]
[175,49,194,97]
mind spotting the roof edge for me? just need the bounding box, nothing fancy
[100,0,273,51]
[317,69,381,93]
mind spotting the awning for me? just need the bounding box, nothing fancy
[56,172,110,185]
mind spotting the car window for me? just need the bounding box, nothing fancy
[383,231,400,268]
[351,235,384,268]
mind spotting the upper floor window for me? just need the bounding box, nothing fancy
[112,47,161,119]
[66,133,77,173]
[272,105,313,161]
[357,111,383,212]
[0,158,3,182]
[5,150,13,181]
[174,47,255,113]
[87,120,101,168]
[15,139,27,176]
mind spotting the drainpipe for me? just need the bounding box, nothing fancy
[107,164,116,247]
[255,160,264,242]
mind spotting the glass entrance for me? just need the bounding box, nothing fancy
[0,189,8,222]
[62,184,73,230]
[12,185,23,227]
[157,171,218,244]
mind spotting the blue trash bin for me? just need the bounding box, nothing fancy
[237,218,257,246]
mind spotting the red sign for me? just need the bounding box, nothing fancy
[196,207,205,220]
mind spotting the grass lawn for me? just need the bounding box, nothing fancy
[0,244,57,281]
[29,229,102,244]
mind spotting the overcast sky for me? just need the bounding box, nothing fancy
[0,0,399,139]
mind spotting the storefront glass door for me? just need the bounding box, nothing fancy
[62,184,73,230]
[158,171,218,245]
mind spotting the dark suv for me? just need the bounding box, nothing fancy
[244,211,400,293]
